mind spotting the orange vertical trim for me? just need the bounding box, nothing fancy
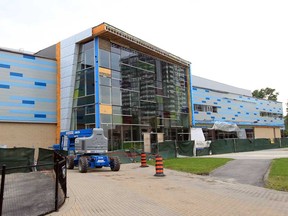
[56,42,61,144]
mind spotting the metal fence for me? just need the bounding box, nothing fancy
[0,150,66,216]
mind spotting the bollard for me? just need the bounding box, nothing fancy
[154,155,165,177]
[140,152,149,168]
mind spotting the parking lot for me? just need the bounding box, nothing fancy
[50,149,288,216]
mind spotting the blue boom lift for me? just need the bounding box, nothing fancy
[53,128,120,173]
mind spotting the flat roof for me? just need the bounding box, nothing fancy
[192,75,252,97]
[0,46,55,60]
[0,46,34,55]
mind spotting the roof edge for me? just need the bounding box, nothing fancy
[92,23,191,66]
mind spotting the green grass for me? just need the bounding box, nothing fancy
[266,158,288,192]
[148,157,233,175]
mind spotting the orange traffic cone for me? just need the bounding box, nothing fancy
[154,155,165,177]
[140,152,149,167]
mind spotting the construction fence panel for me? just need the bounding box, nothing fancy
[196,147,210,156]
[37,148,54,170]
[235,139,254,152]
[279,138,288,148]
[210,139,234,155]
[158,141,177,159]
[0,148,35,174]
[178,141,194,157]
[269,139,281,149]
[254,138,279,150]
[274,138,288,148]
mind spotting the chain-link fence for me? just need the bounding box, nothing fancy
[0,149,66,216]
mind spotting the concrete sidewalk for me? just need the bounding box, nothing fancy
[49,163,288,216]
[202,148,288,160]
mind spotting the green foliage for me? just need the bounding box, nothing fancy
[266,158,288,191]
[252,87,279,101]
[148,157,233,175]
[284,114,288,137]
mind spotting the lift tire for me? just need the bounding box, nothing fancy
[110,156,120,171]
[79,157,88,173]
[66,155,75,169]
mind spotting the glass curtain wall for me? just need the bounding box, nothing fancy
[71,40,95,129]
[71,38,190,150]
[98,39,190,150]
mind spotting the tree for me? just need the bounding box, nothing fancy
[284,102,288,137]
[252,87,279,101]
[284,114,288,137]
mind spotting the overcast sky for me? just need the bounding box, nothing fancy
[1,0,287,111]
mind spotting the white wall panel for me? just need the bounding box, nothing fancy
[60,55,75,69]
[60,118,70,132]
[60,108,71,119]
[60,28,91,131]
[61,75,75,89]
[61,66,74,79]
[60,86,73,99]
[61,44,76,58]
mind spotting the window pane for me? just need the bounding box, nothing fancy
[111,53,120,71]
[112,70,121,79]
[76,107,85,126]
[77,95,95,106]
[75,72,85,97]
[100,76,111,86]
[112,79,121,88]
[123,116,132,124]
[86,105,95,114]
[85,48,94,68]
[86,68,94,95]
[123,125,132,141]
[99,49,110,68]
[121,49,131,59]
[122,90,130,107]
[101,114,112,123]
[122,107,131,115]
[113,106,122,115]
[111,44,121,54]
[112,88,122,106]
[85,114,95,124]
[113,115,123,124]
[100,86,111,104]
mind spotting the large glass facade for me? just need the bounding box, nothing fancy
[71,41,95,129]
[72,38,190,150]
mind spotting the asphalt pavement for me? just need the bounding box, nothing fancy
[210,159,271,186]
[205,148,288,187]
